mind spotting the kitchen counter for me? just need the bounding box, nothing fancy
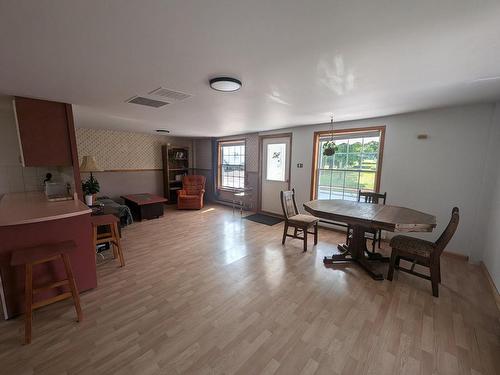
[0,192,96,319]
[0,192,91,226]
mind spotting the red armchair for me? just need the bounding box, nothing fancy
[177,175,206,210]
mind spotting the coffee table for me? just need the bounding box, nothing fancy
[121,193,168,221]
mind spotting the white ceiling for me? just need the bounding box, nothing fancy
[1,0,500,137]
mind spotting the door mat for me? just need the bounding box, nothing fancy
[244,213,283,226]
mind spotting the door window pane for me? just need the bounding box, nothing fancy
[266,143,286,181]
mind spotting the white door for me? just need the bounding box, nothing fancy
[260,135,291,215]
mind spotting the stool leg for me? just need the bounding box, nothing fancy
[24,264,33,345]
[61,254,83,322]
[112,223,125,267]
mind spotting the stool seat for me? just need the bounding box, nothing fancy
[11,240,77,266]
[91,214,119,226]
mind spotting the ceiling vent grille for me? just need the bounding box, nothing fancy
[127,96,169,108]
[148,87,191,101]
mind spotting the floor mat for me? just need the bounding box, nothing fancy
[244,213,283,226]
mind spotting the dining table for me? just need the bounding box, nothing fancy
[303,199,436,280]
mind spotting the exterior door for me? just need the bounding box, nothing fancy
[260,134,291,215]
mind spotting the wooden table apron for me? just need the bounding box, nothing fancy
[303,200,436,280]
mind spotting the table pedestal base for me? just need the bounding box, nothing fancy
[323,225,388,281]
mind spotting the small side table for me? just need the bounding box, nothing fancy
[232,187,253,216]
[121,194,168,221]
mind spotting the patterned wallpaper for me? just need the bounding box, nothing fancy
[76,128,192,170]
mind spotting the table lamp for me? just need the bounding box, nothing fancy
[80,155,103,205]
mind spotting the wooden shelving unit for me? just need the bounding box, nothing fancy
[162,145,190,204]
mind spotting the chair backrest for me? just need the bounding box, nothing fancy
[434,207,460,255]
[182,175,206,195]
[358,190,387,204]
[280,189,299,220]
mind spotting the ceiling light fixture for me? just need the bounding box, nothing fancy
[156,129,170,133]
[209,77,242,92]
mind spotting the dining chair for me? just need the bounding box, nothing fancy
[280,189,319,252]
[387,207,459,297]
[346,190,387,252]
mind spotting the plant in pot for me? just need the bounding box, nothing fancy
[322,140,337,156]
[82,175,100,206]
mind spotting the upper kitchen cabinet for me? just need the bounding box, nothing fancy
[13,97,75,167]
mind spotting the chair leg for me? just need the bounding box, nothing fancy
[346,225,350,245]
[294,227,298,237]
[372,234,376,253]
[378,230,382,249]
[61,254,83,322]
[387,249,398,281]
[438,260,441,283]
[112,223,125,267]
[430,262,439,297]
[282,223,288,245]
[24,264,33,345]
[303,226,308,252]
[314,223,318,245]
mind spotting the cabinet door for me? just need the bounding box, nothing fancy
[14,97,73,166]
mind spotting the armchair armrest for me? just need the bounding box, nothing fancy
[177,189,187,197]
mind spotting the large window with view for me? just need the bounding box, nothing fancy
[218,140,246,189]
[312,127,385,201]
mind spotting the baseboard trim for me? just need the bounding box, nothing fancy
[480,262,500,313]
[442,251,469,262]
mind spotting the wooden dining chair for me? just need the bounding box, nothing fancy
[280,189,319,252]
[346,190,387,252]
[387,207,459,297]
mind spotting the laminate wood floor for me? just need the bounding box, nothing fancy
[1,204,499,375]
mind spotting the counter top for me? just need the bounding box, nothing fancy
[0,192,91,226]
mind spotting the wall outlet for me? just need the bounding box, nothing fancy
[297,163,303,168]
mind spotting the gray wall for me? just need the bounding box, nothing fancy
[260,104,496,259]
[476,102,500,290]
[194,103,499,262]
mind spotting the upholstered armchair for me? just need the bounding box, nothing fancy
[177,175,206,210]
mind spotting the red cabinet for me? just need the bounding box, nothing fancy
[13,96,83,199]
[14,97,73,167]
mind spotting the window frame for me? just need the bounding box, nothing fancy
[310,126,385,200]
[217,139,246,191]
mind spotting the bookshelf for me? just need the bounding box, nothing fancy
[162,145,190,204]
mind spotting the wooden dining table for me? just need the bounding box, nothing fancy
[303,199,436,280]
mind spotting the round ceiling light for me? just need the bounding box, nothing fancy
[209,77,242,92]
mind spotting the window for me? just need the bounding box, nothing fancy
[218,140,245,189]
[311,126,385,201]
[266,143,286,181]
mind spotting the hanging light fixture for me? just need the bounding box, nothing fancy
[322,115,336,156]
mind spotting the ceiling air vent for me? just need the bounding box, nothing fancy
[148,87,191,101]
[127,96,169,108]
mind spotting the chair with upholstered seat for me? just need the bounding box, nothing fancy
[177,175,206,210]
[280,189,319,252]
[387,207,459,297]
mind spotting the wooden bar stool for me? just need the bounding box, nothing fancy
[91,214,125,267]
[10,240,83,344]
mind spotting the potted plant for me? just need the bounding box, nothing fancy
[82,175,100,206]
[322,140,337,156]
